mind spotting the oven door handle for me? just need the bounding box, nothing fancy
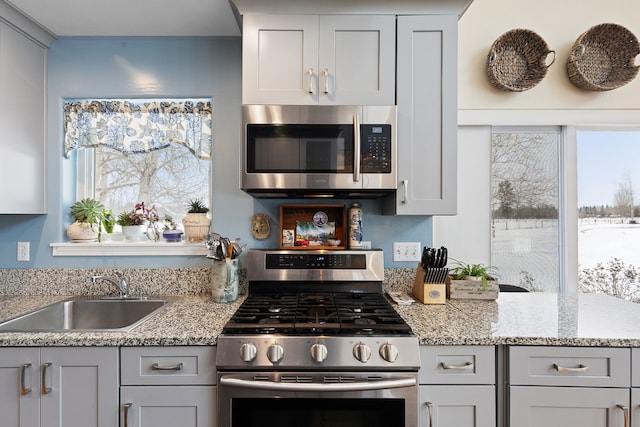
[220,376,416,392]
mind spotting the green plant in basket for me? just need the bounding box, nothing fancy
[449,259,498,289]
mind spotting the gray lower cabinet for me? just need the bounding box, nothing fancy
[508,346,631,427]
[0,347,119,427]
[419,346,496,427]
[120,346,217,427]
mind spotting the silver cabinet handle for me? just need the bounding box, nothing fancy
[617,404,629,427]
[20,363,32,395]
[402,179,409,203]
[553,363,588,373]
[425,402,433,427]
[41,362,52,395]
[441,361,474,371]
[123,403,132,427]
[322,68,330,94]
[151,362,183,371]
[353,114,361,183]
[307,68,314,94]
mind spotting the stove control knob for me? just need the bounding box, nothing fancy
[379,343,399,363]
[353,342,371,363]
[240,343,257,362]
[267,343,284,364]
[310,343,328,363]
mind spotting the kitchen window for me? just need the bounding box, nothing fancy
[490,127,561,293]
[53,98,212,256]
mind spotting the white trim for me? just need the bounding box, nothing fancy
[50,241,209,257]
[459,110,640,126]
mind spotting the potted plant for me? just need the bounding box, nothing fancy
[182,198,211,242]
[162,215,183,242]
[449,259,499,300]
[67,198,105,242]
[116,202,147,241]
[101,208,116,240]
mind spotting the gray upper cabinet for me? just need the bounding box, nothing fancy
[384,15,458,215]
[242,14,395,105]
[0,21,47,214]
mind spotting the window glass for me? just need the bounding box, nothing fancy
[577,130,640,302]
[491,128,560,292]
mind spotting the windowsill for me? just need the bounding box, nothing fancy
[50,240,210,257]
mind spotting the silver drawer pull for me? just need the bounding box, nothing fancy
[151,362,183,371]
[553,363,589,373]
[123,403,132,427]
[41,362,52,394]
[21,363,32,395]
[441,361,474,371]
[617,404,629,427]
[425,402,433,427]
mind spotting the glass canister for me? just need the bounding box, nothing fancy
[211,258,239,303]
[348,202,363,249]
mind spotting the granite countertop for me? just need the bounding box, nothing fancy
[1,292,639,347]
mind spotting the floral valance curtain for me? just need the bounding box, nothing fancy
[63,99,212,160]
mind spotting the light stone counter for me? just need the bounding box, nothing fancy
[0,266,639,347]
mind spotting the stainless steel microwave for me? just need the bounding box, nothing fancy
[241,105,397,198]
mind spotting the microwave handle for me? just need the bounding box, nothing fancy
[353,114,360,182]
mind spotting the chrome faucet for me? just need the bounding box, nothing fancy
[90,272,129,298]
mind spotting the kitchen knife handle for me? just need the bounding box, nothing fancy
[402,180,408,203]
[353,114,361,182]
[307,68,314,94]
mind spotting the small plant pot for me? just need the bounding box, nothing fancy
[182,213,211,242]
[67,221,99,242]
[121,225,143,241]
[162,230,184,242]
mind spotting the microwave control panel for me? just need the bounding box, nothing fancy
[360,124,391,173]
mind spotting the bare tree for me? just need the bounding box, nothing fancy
[491,132,558,218]
[613,172,635,218]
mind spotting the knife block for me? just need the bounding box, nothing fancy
[412,263,449,304]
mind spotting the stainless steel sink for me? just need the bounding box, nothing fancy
[0,297,169,332]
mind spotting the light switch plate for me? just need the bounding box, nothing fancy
[17,241,30,262]
[393,242,421,262]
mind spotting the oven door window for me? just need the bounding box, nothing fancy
[247,124,354,173]
[232,398,404,427]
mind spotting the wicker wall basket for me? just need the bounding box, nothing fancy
[487,29,556,92]
[566,23,640,91]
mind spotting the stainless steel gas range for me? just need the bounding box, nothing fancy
[216,249,420,427]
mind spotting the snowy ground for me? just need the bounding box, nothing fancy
[490,218,640,293]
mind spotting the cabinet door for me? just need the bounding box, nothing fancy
[510,386,629,427]
[242,14,319,105]
[389,15,457,215]
[632,388,639,427]
[121,386,216,427]
[420,385,495,427]
[0,22,46,214]
[0,348,40,427]
[40,347,119,427]
[318,15,395,105]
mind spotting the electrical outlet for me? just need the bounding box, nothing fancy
[393,242,421,262]
[17,241,30,262]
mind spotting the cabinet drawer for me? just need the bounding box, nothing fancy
[509,346,630,387]
[419,346,495,385]
[633,348,639,387]
[121,346,216,386]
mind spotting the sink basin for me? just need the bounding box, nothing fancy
[0,298,169,332]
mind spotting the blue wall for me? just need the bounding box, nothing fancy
[0,37,431,269]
